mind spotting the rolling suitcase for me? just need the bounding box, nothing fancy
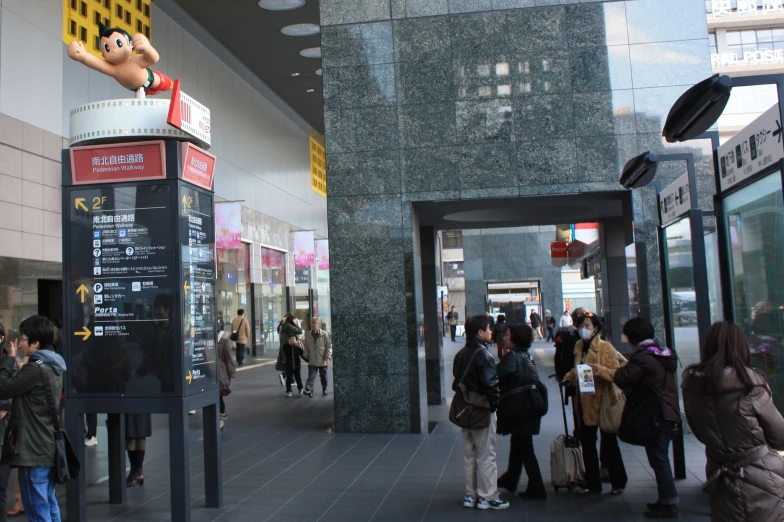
[550,378,585,491]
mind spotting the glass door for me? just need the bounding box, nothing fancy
[721,171,784,409]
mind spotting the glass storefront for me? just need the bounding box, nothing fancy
[260,247,286,352]
[216,242,251,331]
[663,217,700,398]
[722,171,784,408]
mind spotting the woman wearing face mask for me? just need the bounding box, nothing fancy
[565,312,628,495]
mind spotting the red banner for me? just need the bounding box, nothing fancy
[70,141,166,185]
[181,143,216,190]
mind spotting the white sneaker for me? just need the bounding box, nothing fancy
[477,498,510,510]
[84,436,98,447]
[188,410,196,415]
[286,391,292,397]
[463,495,477,508]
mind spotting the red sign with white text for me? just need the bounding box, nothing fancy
[70,141,166,185]
[551,241,568,268]
[181,143,216,190]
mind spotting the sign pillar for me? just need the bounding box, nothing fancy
[62,139,221,522]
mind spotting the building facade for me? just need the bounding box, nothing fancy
[323,0,715,432]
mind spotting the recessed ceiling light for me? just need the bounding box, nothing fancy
[291,72,301,77]
[306,89,315,93]
[315,69,322,76]
[258,0,305,11]
[299,47,321,59]
[281,24,320,36]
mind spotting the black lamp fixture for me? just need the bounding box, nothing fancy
[620,151,658,189]
[662,74,732,143]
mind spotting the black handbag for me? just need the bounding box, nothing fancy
[36,361,80,484]
[229,318,245,342]
[618,361,667,446]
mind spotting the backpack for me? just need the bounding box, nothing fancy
[553,326,579,380]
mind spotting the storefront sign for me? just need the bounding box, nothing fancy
[167,80,211,145]
[294,231,315,270]
[181,143,216,190]
[180,185,217,390]
[659,173,691,227]
[712,50,784,68]
[551,242,568,268]
[317,240,330,270]
[215,203,242,250]
[717,104,784,193]
[70,141,165,185]
[567,240,587,262]
[710,0,784,18]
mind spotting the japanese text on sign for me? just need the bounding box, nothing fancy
[717,104,784,193]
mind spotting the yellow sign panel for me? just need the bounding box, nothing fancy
[63,0,152,58]
[310,137,327,198]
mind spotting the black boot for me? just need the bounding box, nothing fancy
[644,502,677,519]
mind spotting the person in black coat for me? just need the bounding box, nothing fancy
[283,334,305,396]
[614,318,680,518]
[496,324,547,500]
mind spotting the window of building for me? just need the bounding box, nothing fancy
[442,231,463,249]
[726,28,784,56]
[258,247,286,351]
[709,32,718,55]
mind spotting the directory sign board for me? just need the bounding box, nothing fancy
[180,185,217,392]
[65,180,217,397]
[717,104,784,193]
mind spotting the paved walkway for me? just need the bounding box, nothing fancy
[49,338,710,521]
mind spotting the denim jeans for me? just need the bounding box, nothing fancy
[18,467,60,522]
[644,420,679,505]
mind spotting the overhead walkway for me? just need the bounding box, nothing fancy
[59,343,710,522]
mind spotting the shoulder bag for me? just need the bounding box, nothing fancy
[618,358,667,446]
[597,346,626,434]
[230,318,246,342]
[449,349,492,430]
[35,360,80,484]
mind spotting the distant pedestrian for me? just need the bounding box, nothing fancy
[545,311,556,342]
[496,324,547,500]
[303,318,332,397]
[492,315,508,360]
[276,314,302,386]
[486,311,495,330]
[452,315,509,511]
[231,309,250,366]
[0,316,66,522]
[529,310,542,341]
[559,310,573,328]
[282,335,304,397]
[217,324,236,430]
[447,307,459,342]
[682,322,784,522]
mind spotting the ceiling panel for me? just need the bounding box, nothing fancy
[170,0,324,131]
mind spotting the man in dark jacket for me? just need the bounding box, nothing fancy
[0,316,66,522]
[452,315,508,511]
[529,311,542,340]
[447,307,459,342]
[614,318,679,519]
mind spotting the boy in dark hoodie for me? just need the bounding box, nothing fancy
[0,315,66,522]
[614,317,679,519]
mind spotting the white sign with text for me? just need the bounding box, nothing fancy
[659,173,691,227]
[717,104,784,193]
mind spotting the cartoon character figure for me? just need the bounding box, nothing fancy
[67,23,173,96]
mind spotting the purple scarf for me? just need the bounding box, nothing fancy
[637,339,673,357]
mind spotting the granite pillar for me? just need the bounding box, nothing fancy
[322,0,712,432]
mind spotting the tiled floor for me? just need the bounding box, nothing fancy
[53,339,711,521]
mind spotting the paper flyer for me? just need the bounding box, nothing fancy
[577,364,595,395]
